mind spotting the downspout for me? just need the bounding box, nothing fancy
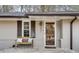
[70,16,77,50]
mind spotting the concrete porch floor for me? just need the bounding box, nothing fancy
[0,47,77,53]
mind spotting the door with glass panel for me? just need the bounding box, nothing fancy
[45,22,55,47]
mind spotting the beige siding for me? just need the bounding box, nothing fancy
[0,21,17,39]
[56,20,62,48]
[73,20,79,51]
[62,19,79,51]
[61,20,70,49]
[0,21,17,49]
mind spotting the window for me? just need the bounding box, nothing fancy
[31,21,36,38]
[22,21,30,37]
[22,21,36,38]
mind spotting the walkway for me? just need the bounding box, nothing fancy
[0,47,76,53]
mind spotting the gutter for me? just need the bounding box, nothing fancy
[70,16,77,49]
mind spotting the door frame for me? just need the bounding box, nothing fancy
[44,21,56,47]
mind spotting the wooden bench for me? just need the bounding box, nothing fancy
[16,38,33,47]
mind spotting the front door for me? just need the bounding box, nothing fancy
[45,22,55,47]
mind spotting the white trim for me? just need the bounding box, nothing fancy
[54,21,56,47]
[22,21,23,37]
[44,21,56,47]
[22,20,31,37]
[29,21,31,37]
[44,21,46,47]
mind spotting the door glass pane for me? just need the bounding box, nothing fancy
[46,23,55,45]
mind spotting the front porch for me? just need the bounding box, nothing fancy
[0,16,79,52]
[0,16,66,50]
[16,16,63,49]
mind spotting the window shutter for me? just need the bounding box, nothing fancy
[17,21,22,37]
[31,21,36,38]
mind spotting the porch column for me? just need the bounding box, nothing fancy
[17,21,22,37]
[55,20,62,48]
[33,21,44,50]
[61,20,70,49]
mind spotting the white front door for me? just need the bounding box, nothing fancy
[45,22,55,47]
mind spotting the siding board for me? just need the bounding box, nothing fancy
[31,21,36,38]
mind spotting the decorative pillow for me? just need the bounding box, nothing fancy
[28,38,32,42]
[17,38,22,42]
[22,39,28,42]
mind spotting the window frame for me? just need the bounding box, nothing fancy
[22,20,31,37]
